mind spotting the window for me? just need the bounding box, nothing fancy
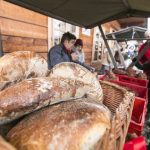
[82,28,91,36]
[92,27,104,62]
[53,19,66,45]
[52,19,79,46]
[66,23,76,34]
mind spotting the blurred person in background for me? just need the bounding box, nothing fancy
[73,39,85,63]
[48,32,77,69]
[48,32,95,72]
[129,30,150,149]
[99,48,111,74]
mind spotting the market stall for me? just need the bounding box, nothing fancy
[104,26,147,70]
[5,0,150,68]
[2,0,150,149]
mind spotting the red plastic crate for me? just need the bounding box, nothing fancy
[98,75,105,80]
[124,136,147,150]
[128,127,142,136]
[116,74,148,87]
[129,97,146,131]
[110,80,148,100]
[128,97,146,135]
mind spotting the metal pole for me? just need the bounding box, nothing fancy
[105,38,150,41]
[0,28,4,57]
[112,34,126,68]
[98,25,117,68]
[132,28,135,39]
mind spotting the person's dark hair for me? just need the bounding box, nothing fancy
[61,32,76,44]
[123,53,128,60]
[114,51,120,63]
[74,39,83,47]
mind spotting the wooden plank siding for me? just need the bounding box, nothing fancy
[2,35,47,53]
[91,21,121,69]
[79,28,94,65]
[0,17,48,39]
[0,0,47,27]
[0,0,48,58]
[0,0,121,65]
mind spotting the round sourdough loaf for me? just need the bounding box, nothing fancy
[50,62,103,102]
[0,77,101,124]
[0,51,48,90]
[7,99,111,150]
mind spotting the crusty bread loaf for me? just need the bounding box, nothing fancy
[50,62,103,102]
[7,99,111,150]
[0,136,16,150]
[0,51,48,90]
[0,77,101,124]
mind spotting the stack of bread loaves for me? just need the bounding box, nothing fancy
[0,52,111,150]
[0,51,48,90]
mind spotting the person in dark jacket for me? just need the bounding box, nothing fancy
[132,31,150,84]
[133,57,150,71]
[131,31,150,149]
[48,32,95,72]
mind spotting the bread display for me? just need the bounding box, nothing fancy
[0,136,16,150]
[135,72,147,79]
[126,67,137,77]
[113,68,127,75]
[7,99,111,150]
[0,77,102,124]
[0,54,112,149]
[0,51,48,90]
[113,67,147,80]
[50,62,103,102]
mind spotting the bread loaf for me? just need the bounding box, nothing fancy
[0,51,48,90]
[7,99,111,150]
[0,136,16,150]
[0,77,101,124]
[50,62,103,102]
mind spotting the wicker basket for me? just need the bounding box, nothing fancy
[97,80,135,150]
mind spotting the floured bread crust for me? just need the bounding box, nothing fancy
[7,99,111,150]
[0,77,101,124]
[0,51,48,90]
[50,62,103,102]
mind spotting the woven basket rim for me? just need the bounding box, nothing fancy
[100,80,128,94]
[100,80,135,119]
[98,80,135,150]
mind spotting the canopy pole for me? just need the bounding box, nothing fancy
[98,25,117,68]
[0,29,4,57]
[132,28,135,39]
[112,34,126,68]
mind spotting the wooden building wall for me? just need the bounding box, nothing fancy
[79,28,94,65]
[0,0,121,68]
[0,0,48,59]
